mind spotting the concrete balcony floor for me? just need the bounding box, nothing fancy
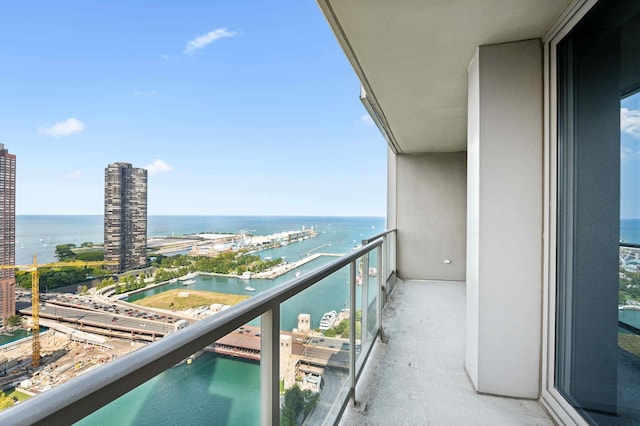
[339,280,553,425]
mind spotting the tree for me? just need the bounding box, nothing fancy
[324,328,337,337]
[5,315,22,327]
[280,384,319,425]
[0,392,14,410]
[281,385,304,426]
[55,244,76,260]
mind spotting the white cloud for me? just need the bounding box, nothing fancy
[145,159,173,175]
[621,107,640,138]
[184,28,238,55]
[38,118,85,137]
[361,115,374,126]
[65,170,82,179]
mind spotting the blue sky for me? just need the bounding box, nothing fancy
[621,92,640,219]
[0,1,387,216]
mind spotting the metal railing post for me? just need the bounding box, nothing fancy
[361,253,369,346]
[349,260,357,405]
[377,242,385,343]
[381,234,387,303]
[261,305,280,425]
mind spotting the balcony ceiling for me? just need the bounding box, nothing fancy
[318,0,572,153]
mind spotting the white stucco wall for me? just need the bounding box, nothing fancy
[466,39,543,399]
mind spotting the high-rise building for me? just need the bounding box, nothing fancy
[0,144,16,325]
[104,162,147,272]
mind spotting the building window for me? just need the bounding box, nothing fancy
[556,1,640,423]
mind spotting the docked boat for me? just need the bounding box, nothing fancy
[241,271,251,280]
[179,272,196,281]
[182,279,196,286]
[319,310,338,331]
[244,286,256,292]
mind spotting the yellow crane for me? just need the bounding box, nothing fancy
[1,255,115,367]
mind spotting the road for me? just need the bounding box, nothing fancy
[304,368,349,426]
[20,303,173,336]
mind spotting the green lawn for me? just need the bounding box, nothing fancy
[133,289,250,311]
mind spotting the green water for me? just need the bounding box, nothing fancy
[0,328,48,346]
[76,353,260,426]
[74,216,384,425]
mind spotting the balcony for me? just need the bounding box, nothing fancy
[0,228,560,425]
[339,279,552,425]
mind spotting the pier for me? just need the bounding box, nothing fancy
[253,253,343,279]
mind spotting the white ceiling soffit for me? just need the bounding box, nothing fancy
[318,0,572,154]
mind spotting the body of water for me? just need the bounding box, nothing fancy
[0,328,48,347]
[16,215,381,266]
[14,215,383,426]
[621,218,640,245]
[13,215,640,424]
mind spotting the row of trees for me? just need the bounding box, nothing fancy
[151,252,283,284]
[113,275,147,295]
[15,267,108,291]
[154,267,193,284]
[193,252,282,275]
[55,242,104,262]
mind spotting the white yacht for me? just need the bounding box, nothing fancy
[319,310,338,331]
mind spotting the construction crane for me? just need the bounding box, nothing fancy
[1,255,115,367]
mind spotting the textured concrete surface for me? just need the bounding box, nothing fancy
[339,280,553,425]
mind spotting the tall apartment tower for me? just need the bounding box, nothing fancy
[0,144,16,324]
[104,162,147,272]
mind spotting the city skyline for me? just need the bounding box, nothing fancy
[0,1,387,217]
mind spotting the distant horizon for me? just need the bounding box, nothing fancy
[16,213,386,218]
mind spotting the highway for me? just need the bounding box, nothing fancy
[20,303,173,336]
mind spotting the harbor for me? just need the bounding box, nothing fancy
[8,215,385,424]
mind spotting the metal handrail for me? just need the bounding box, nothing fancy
[620,242,640,249]
[619,320,640,336]
[0,238,385,426]
[362,228,396,245]
[619,243,640,336]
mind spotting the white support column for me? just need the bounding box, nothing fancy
[466,39,543,399]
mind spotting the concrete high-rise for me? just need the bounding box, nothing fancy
[104,162,147,272]
[0,144,16,325]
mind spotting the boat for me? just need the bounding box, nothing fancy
[319,310,338,331]
[295,271,301,277]
[241,271,251,280]
[182,279,196,286]
[244,286,256,292]
[179,272,196,281]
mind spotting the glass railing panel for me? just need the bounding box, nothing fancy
[355,248,378,375]
[617,323,640,421]
[385,231,397,297]
[74,319,262,425]
[279,262,352,426]
[618,243,640,422]
[0,235,388,425]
